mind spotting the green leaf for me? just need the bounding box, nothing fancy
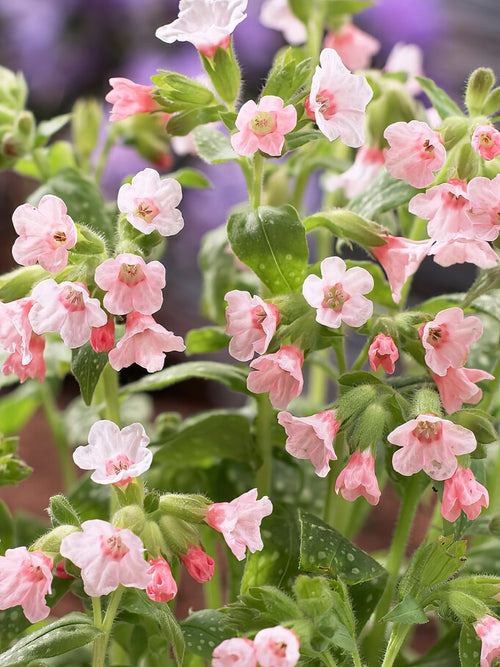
[241,503,300,593]
[0,607,31,652]
[35,114,72,146]
[153,409,254,468]
[0,613,102,666]
[459,624,482,667]
[349,170,418,220]
[0,265,47,302]
[284,129,323,151]
[298,511,386,584]
[262,49,312,105]
[0,383,40,436]
[71,344,109,406]
[416,76,463,119]
[303,209,387,248]
[168,167,212,189]
[48,494,81,528]
[0,435,32,487]
[121,361,249,396]
[166,106,225,136]
[223,585,301,635]
[228,205,308,294]
[200,44,241,105]
[193,125,238,163]
[382,597,428,624]
[181,610,233,659]
[448,409,497,445]
[185,327,230,355]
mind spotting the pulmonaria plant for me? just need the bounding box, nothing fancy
[231,95,297,157]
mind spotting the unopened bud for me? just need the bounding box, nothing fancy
[465,68,495,115]
[90,317,115,353]
[159,493,210,523]
[31,525,79,557]
[483,87,500,116]
[411,388,442,418]
[445,590,491,624]
[0,66,28,109]
[159,515,201,556]
[140,520,168,559]
[72,98,103,160]
[112,504,146,534]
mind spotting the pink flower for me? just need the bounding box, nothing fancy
[276,410,340,477]
[259,0,306,45]
[108,312,185,373]
[0,547,53,623]
[429,237,498,269]
[105,77,162,122]
[95,253,166,316]
[335,449,381,505]
[254,626,300,667]
[323,145,385,198]
[369,334,399,374]
[206,488,273,561]
[467,175,500,242]
[471,124,500,161]
[155,0,247,58]
[225,290,279,362]
[213,637,257,667]
[59,519,150,597]
[146,557,178,603]
[323,24,380,71]
[72,420,152,487]
[384,42,424,96]
[475,615,500,667]
[247,345,303,410]
[384,120,446,188]
[387,414,477,481]
[117,168,184,236]
[371,235,433,304]
[409,180,473,242]
[231,96,297,157]
[420,307,483,376]
[307,48,373,147]
[180,545,215,583]
[90,317,115,353]
[12,194,77,273]
[433,366,494,414]
[302,257,373,329]
[28,279,107,349]
[441,467,489,522]
[0,298,45,383]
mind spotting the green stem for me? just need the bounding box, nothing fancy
[255,394,274,497]
[251,152,264,208]
[202,530,223,610]
[39,382,75,493]
[351,339,371,372]
[92,587,125,667]
[95,133,115,186]
[381,624,411,667]
[101,363,121,426]
[292,167,310,212]
[332,335,347,375]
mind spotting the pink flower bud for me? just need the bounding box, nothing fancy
[90,317,115,353]
[471,124,500,161]
[368,334,399,374]
[105,77,162,122]
[146,557,178,603]
[180,545,215,583]
[335,449,381,506]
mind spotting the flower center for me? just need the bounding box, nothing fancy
[105,453,132,476]
[413,420,441,441]
[101,532,130,560]
[52,230,67,246]
[134,198,159,223]
[479,132,493,147]
[250,111,276,136]
[60,286,85,312]
[316,89,337,120]
[322,283,349,311]
[119,263,145,285]
[252,304,267,326]
[27,564,46,582]
[426,326,442,346]
[422,138,435,157]
[271,641,288,658]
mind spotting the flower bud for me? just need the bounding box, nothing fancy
[411,388,442,419]
[91,317,115,353]
[112,504,146,534]
[180,544,215,583]
[483,87,500,116]
[444,590,491,624]
[31,525,79,557]
[140,520,168,560]
[159,515,201,556]
[465,68,495,115]
[439,116,469,150]
[72,98,103,160]
[158,493,210,523]
[0,66,28,109]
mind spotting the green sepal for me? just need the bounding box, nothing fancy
[200,41,241,106]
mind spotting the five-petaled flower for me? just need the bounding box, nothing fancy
[335,449,381,505]
[247,345,304,410]
[0,547,53,623]
[231,95,297,157]
[441,467,489,522]
[471,124,500,161]
[225,289,279,361]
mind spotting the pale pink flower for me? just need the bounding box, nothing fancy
[72,420,152,487]
[371,235,433,304]
[247,345,303,410]
[0,547,53,623]
[384,42,424,96]
[323,145,385,198]
[106,77,162,122]
[335,449,381,505]
[429,237,499,269]
[155,0,247,58]
[213,637,257,667]
[467,175,500,242]
[420,307,483,376]
[369,334,399,374]
[0,298,45,383]
[90,317,115,353]
[231,96,297,157]
[432,366,494,414]
[259,0,305,45]
[387,414,477,481]
[29,279,107,349]
[475,615,500,667]
[277,410,340,477]
[441,467,489,522]
[323,24,380,71]
[384,120,446,188]
[225,290,279,362]
[307,48,373,147]
[180,545,215,583]
[302,256,373,329]
[60,519,150,597]
[117,168,184,236]
[471,124,500,161]
[108,312,185,373]
[206,488,273,561]
[146,557,178,603]
[12,194,77,273]
[95,253,166,315]
[254,626,300,667]
[409,180,473,242]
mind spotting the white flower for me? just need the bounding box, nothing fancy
[259,0,306,45]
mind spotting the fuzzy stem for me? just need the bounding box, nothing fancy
[101,363,121,426]
[255,394,274,498]
[91,586,125,667]
[251,152,264,209]
[381,624,411,667]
